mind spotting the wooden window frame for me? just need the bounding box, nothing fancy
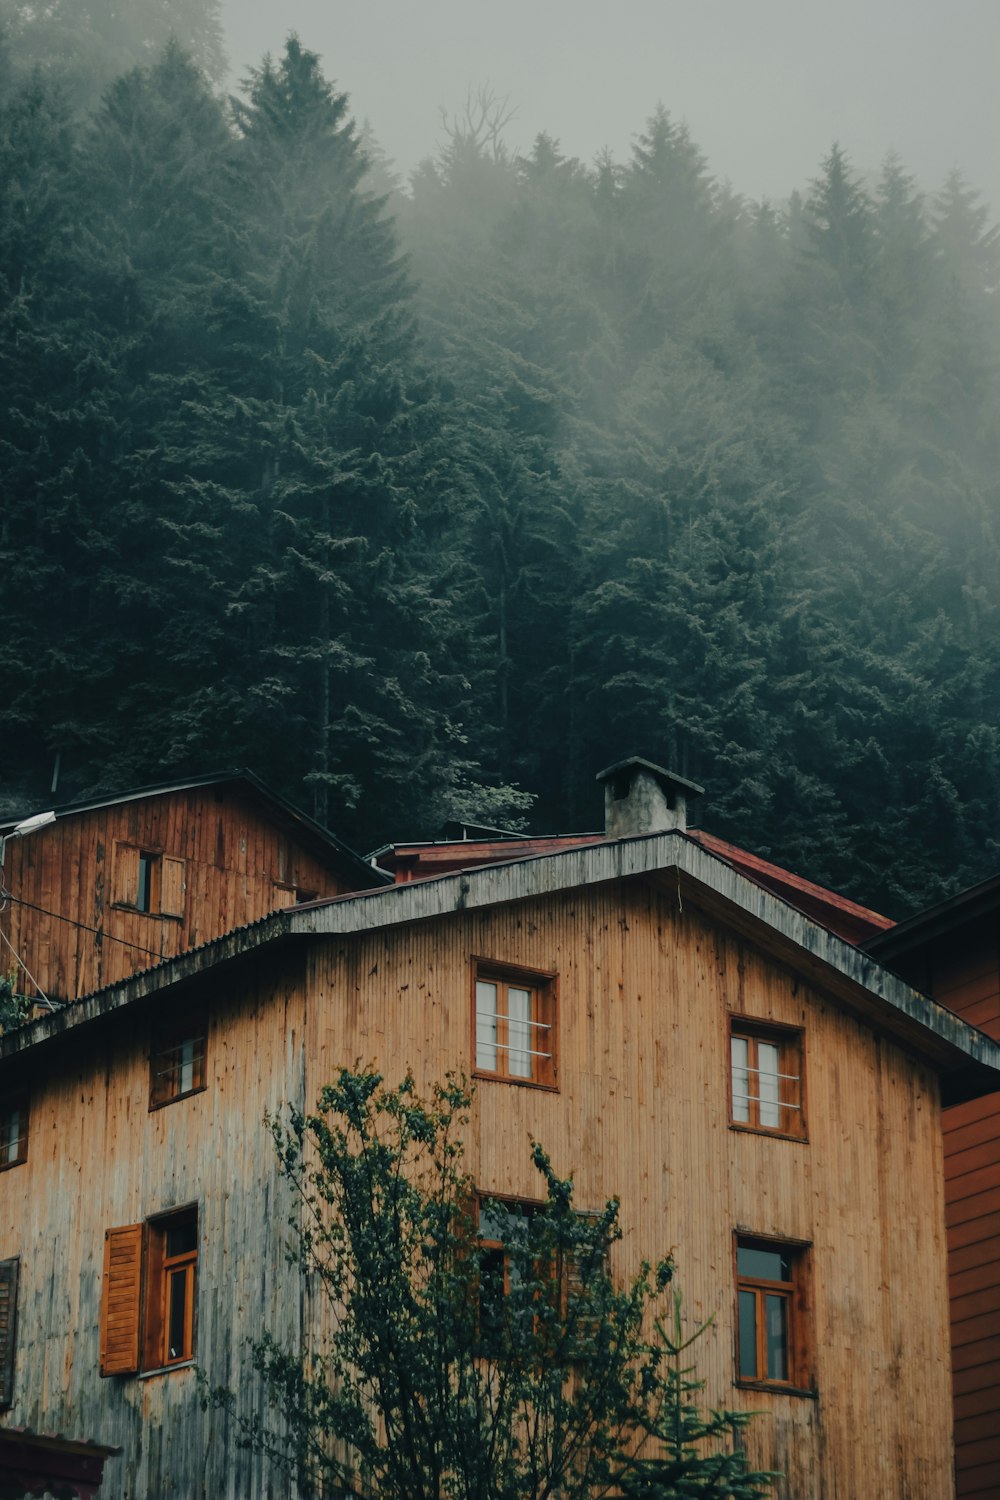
[733,1232,813,1396]
[472,958,558,1091]
[729,1017,806,1141]
[149,1020,207,1110]
[100,1206,198,1377]
[112,844,185,921]
[143,1207,198,1371]
[0,1096,28,1172]
[475,1194,548,1353]
[0,1257,18,1410]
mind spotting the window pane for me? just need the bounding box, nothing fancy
[179,1038,195,1095]
[137,854,152,913]
[476,981,498,1071]
[166,1220,197,1258]
[738,1290,758,1377]
[730,1036,750,1122]
[167,1268,189,1361]
[758,1041,781,1128]
[508,986,532,1077]
[737,1245,791,1282]
[765,1294,788,1380]
[478,1245,506,1349]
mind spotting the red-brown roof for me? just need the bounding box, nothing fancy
[374,828,892,945]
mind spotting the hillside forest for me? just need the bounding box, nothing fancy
[1,6,999,917]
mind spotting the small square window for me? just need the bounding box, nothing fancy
[150,1022,206,1109]
[730,1020,805,1139]
[473,961,557,1089]
[735,1234,811,1392]
[0,1098,28,1171]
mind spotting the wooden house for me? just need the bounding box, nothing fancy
[867,879,1000,1500]
[0,771,385,1008]
[1,758,997,1498]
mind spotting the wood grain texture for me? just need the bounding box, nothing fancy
[894,916,1000,1499]
[0,878,955,1497]
[0,786,362,1004]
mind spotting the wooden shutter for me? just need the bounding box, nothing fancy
[161,857,186,918]
[113,844,140,907]
[0,1258,18,1408]
[100,1224,143,1376]
[271,884,297,911]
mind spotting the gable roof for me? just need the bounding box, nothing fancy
[0,770,389,891]
[372,827,892,944]
[863,870,1000,962]
[3,829,996,1107]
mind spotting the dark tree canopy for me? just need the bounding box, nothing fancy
[1,32,999,915]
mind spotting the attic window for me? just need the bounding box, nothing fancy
[611,772,632,801]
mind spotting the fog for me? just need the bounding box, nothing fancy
[220,0,999,208]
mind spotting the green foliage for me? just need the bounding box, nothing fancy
[0,968,28,1031]
[210,1071,773,1500]
[0,0,226,109]
[2,34,1000,912]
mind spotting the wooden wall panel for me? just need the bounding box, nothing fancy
[0,952,310,1499]
[0,788,363,1004]
[301,881,953,1500]
[0,876,956,1497]
[926,918,1000,1500]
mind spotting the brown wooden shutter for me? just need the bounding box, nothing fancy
[112,844,140,907]
[100,1224,143,1376]
[161,857,186,918]
[0,1258,18,1408]
[271,883,297,911]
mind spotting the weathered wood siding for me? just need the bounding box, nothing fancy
[1,877,954,1497]
[0,951,310,1500]
[304,880,952,1500]
[0,787,356,1003]
[927,925,1000,1500]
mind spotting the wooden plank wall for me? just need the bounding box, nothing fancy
[306,880,953,1500]
[0,952,310,1500]
[0,878,954,1497]
[931,928,1000,1500]
[0,788,354,1003]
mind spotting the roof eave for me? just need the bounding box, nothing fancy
[4,832,998,1096]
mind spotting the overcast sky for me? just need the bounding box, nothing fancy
[220,0,999,211]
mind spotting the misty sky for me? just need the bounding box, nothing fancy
[220,0,999,211]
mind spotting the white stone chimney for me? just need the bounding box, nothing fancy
[596,757,704,838]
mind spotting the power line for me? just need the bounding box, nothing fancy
[3,893,166,960]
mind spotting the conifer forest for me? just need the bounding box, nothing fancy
[2,2,999,918]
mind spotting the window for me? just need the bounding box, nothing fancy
[735,1235,811,1391]
[149,1021,207,1109]
[271,883,318,910]
[477,1197,544,1352]
[730,1020,804,1139]
[100,1207,198,1377]
[0,1098,28,1170]
[476,1197,604,1356]
[136,852,154,913]
[0,1258,18,1410]
[112,844,185,919]
[473,961,557,1088]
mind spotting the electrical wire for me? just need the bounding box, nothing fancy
[0,923,56,1011]
[3,894,166,960]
